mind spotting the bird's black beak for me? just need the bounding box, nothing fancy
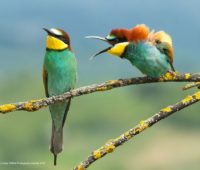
[85,36,108,43]
[86,35,129,59]
[85,35,113,59]
[43,28,55,36]
[43,28,50,34]
[89,46,112,60]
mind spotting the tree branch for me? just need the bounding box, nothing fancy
[73,90,200,170]
[0,72,200,114]
[183,82,200,90]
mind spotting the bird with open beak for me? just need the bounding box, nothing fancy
[86,24,175,78]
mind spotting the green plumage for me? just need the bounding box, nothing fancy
[122,42,172,77]
[43,49,77,164]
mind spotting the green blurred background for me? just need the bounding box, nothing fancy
[0,0,200,169]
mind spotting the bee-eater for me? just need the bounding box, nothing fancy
[43,28,77,165]
[87,24,175,77]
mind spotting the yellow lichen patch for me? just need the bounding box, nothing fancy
[184,73,191,80]
[164,72,172,80]
[0,104,16,113]
[174,71,178,75]
[24,100,40,111]
[124,131,132,139]
[195,91,200,100]
[139,121,148,131]
[93,149,102,159]
[107,80,118,85]
[182,95,193,104]
[24,102,34,111]
[134,121,148,134]
[161,71,178,81]
[134,127,141,134]
[104,143,115,153]
[96,86,111,91]
[161,107,172,113]
[77,164,85,170]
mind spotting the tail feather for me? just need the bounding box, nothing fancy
[50,99,71,166]
[62,99,71,127]
[50,123,63,166]
[54,154,57,166]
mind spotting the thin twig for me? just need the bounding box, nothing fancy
[183,82,200,90]
[0,72,199,114]
[73,91,200,170]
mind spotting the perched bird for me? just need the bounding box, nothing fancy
[43,28,77,165]
[87,24,175,77]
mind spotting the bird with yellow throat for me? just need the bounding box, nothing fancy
[87,24,175,77]
[43,28,77,165]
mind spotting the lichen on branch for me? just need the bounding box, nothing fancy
[1,72,200,114]
[183,82,200,90]
[73,91,200,170]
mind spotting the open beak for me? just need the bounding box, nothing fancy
[85,35,115,60]
[86,35,129,60]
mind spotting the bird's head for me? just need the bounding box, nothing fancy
[86,24,149,59]
[150,31,174,63]
[43,28,71,51]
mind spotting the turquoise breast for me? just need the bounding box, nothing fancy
[44,49,77,96]
[44,49,77,129]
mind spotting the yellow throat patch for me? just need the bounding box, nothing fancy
[46,35,68,50]
[107,42,129,57]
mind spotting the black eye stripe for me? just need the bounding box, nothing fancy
[109,37,127,43]
[52,34,69,44]
[155,40,161,44]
